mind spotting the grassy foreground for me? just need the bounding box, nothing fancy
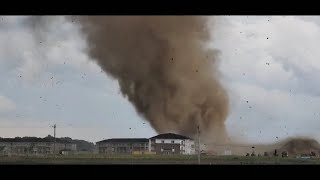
[1,154,320,164]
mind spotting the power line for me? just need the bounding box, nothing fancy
[53,124,56,156]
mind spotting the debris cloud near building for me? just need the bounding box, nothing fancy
[77,16,229,143]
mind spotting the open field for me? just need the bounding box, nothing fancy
[1,154,320,164]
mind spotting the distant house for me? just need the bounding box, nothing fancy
[149,133,196,155]
[0,137,77,155]
[96,133,196,155]
[96,138,149,154]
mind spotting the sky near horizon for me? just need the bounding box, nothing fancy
[1,16,320,144]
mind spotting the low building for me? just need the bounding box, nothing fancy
[149,133,196,155]
[0,137,77,155]
[96,138,149,154]
[0,146,10,156]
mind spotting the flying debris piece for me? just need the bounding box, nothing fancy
[249,106,252,108]
[19,75,22,78]
[276,137,278,139]
[40,97,42,98]
[267,37,269,39]
[246,101,248,103]
[240,116,242,119]
[266,63,270,65]
[51,77,53,79]
[240,32,242,33]
[243,73,245,76]
[195,70,198,72]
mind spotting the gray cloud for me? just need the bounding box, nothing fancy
[0,95,16,113]
[211,16,320,143]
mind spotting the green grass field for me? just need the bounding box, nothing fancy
[1,154,320,164]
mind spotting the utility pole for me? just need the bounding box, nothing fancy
[197,125,200,165]
[53,124,56,156]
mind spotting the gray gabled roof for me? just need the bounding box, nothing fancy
[150,133,192,140]
[96,138,149,144]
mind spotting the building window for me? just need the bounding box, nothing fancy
[161,140,164,143]
[171,140,174,144]
[181,141,184,145]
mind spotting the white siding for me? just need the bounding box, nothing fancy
[184,139,196,155]
[155,139,183,144]
[153,138,196,155]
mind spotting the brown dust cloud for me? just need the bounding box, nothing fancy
[77,16,229,143]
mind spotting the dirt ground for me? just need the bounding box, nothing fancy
[0,155,319,164]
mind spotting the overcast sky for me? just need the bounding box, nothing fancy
[0,16,320,144]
